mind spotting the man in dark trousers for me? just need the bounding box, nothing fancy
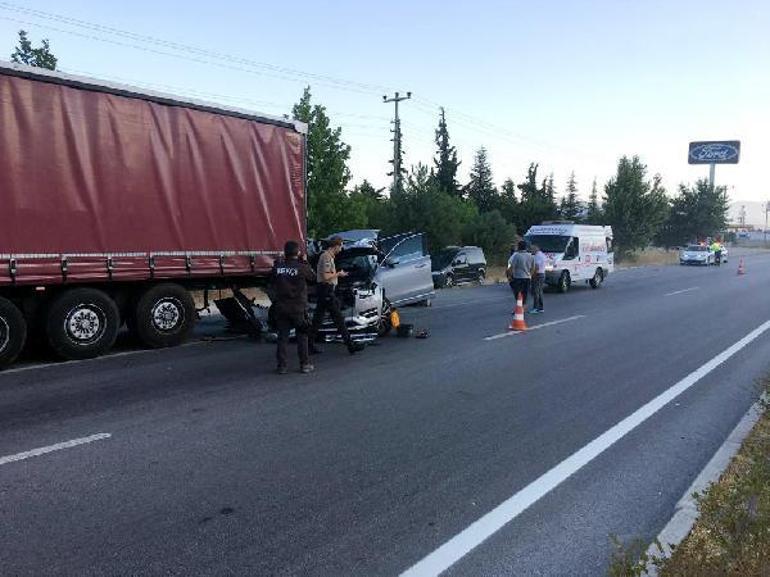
[270,240,316,374]
[310,237,365,355]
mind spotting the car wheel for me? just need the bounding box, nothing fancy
[445,274,455,288]
[0,296,27,369]
[378,298,393,337]
[589,268,603,289]
[477,269,486,284]
[46,288,120,360]
[558,271,571,293]
[132,283,195,348]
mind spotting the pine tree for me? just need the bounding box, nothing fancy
[465,147,498,212]
[292,87,353,236]
[499,178,520,229]
[433,107,461,196]
[11,30,57,70]
[518,163,558,230]
[586,178,602,223]
[603,156,668,257]
[559,171,582,221]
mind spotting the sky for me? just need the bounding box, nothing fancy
[2,0,769,216]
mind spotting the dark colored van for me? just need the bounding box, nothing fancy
[431,246,487,288]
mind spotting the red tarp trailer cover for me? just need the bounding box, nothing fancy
[0,62,306,286]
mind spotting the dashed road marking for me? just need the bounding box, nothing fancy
[0,433,112,466]
[484,315,586,341]
[665,287,700,297]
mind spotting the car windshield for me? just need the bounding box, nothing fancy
[686,245,708,251]
[431,249,458,270]
[525,235,571,253]
[337,253,377,274]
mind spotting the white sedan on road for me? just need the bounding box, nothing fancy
[680,244,713,266]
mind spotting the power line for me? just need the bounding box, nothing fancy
[0,1,392,96]
[0,2,606,167]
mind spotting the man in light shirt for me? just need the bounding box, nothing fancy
[507,240,535,309]
[530,244,546,313]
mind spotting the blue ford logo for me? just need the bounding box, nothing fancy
[688,141,740,164]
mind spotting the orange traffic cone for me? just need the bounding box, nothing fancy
[509,293,528,331]
[737,258,746,276]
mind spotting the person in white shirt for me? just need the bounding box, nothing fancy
[530,244,546,313]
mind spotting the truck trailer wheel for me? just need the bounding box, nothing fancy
[46,288,120,360]
[133,283,195,348]
[0,297,27,369]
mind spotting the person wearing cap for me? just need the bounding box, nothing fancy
[310,237,365,355]
[269,240,317,374]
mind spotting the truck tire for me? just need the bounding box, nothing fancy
[0,297,27,369]
[46,288,120,360]
[133,283,195,348]
[558,271,571,293]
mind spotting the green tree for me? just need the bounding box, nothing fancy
[586,177,603,224]
[348,179,388,230]
[11,30,57,70]
[389,163,476,250]
[518,163,558,231]
[499,178,520,228]
[462,210,516,263]
[657,179,729,247]
[559,171,582,221]
[433,107,461,196]
[603,155,668,257]
[292,87,354,237]
[465,147,498,212]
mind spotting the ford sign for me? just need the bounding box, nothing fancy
[688,141,740,165]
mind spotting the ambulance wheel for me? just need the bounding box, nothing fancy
[46,288,120,360]
[589,268,604,289]
[557,271,571,293]
[133,283,195,348]
[0,297,27,369]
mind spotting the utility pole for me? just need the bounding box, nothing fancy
[383,91,411,195]
[765,200,769,245]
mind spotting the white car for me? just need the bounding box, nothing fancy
[680,245,713,266]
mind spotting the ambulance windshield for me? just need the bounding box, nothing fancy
[525,235,571,254]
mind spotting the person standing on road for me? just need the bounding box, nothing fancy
[310,237,365,355]
[711,240,722,266]
[269,240,316,375]
[530,244,546,314]
[507,240,535,309]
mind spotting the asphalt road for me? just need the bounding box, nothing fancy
[2,253,770,577]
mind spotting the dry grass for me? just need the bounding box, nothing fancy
[618,248,680,268]
[658,383,770,577]
[608,378,770,577]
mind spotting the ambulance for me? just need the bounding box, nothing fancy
[524,222,614,292]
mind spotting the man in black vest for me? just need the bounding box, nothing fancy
[270,240,316,374]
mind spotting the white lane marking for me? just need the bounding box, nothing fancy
[664,287,700,297]
[400,319,770,577]
[0,338,217,375]
[0,433,112,466]
[484,315,586,341]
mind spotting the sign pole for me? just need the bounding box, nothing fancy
[709,163,716,189]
